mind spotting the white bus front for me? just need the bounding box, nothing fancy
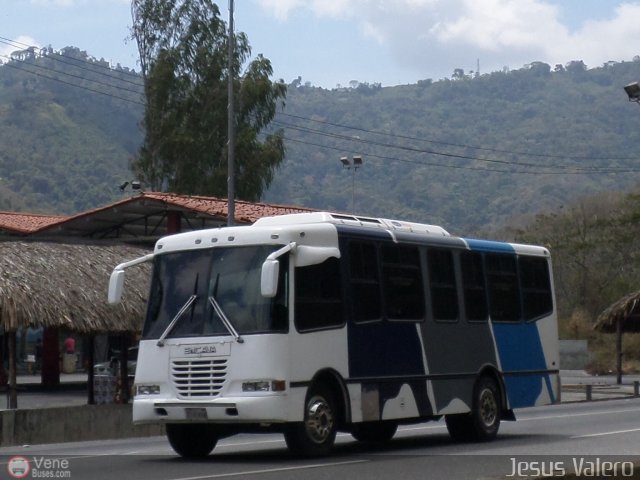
[133,241,292,421]
[108,223,342,458]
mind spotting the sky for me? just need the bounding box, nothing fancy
[1,0,640,88]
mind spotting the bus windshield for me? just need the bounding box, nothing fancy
[142,245,288,340]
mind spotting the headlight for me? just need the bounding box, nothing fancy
[135,384,161,395]
[242,380,286,392]
[242,381,270,392]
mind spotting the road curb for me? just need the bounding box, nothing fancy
[0,404,164,447]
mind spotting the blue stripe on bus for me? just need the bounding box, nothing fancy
[492,322,552,407]
[464,238,516,254]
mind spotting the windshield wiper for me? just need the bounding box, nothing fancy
[156,294,198,347]
[209,296,244,343]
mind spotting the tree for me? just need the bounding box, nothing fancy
[565,60,587,74]
[451,68,466,80]
[527,61,551,77]
[130,0,286,200]
[510,191,640,331]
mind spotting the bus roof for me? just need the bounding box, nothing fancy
[253,212,450,237]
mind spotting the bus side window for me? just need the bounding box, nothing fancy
[460,251,488,322]
[486,253,521,322]
[427,249,459,321]
[519,256,553,321]
[295,258,343,332]
[381,245,425,321]
[349,241,382,323]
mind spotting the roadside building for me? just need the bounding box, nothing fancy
[0,192,314,408]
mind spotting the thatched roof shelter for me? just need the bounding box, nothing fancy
[0,240,151,333]
[594,291,640,334]
[594,290,640,384]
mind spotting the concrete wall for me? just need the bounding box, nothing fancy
[0,404,164,447]
[559,339,591,370]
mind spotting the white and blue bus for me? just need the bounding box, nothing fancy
[108,212,560,457]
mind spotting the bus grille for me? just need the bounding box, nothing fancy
[171,359,227,398]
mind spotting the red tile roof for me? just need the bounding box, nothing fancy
[38,192,316,229]
[10,193,317,238]
[142,192,316,223]
[0,212,68,234]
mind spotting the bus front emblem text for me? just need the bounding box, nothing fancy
[184,345,217,355]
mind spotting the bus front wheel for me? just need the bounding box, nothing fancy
[284,385,338,456]
[166,423,218,458]
[445,376,501,442]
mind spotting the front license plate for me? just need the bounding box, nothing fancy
[185,408,208,420]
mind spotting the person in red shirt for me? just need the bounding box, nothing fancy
[64,335,75,354]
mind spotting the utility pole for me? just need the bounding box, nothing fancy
[227,0,236,226]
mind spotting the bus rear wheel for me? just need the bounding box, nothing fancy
[351,421,398,443]
[445,376,501,442]
[284,385,338,457]
[166,423,218,458]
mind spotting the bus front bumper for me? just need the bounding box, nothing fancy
[132,395,292,425]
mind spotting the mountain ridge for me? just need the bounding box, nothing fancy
[2,48,640,234]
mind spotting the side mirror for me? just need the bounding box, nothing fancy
[108,270,125,304]
[260,259,280,298]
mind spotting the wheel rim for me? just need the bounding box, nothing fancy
[305,395,334,444]
[478,387,498,427]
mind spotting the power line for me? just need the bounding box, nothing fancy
[278,111,638,163]
[0,36,145,105]
[7,48,635,175]
[1,59,145,106]
[272,119,640,174]
[0,53,144,97]
[39,50,143,88]
[273,133,640,175]
[0,38,144,91]
[2,33,637,176]
[0,35,142,82]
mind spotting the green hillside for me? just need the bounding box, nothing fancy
[264,60,640,233]
[2,47,640,236]
[0,47,143,214]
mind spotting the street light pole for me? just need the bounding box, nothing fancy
[227,0,236,226]
[340,156,363,213]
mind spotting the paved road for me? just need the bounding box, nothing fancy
[0,398,639,480]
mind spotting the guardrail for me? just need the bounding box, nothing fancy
[561,381,640,402]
